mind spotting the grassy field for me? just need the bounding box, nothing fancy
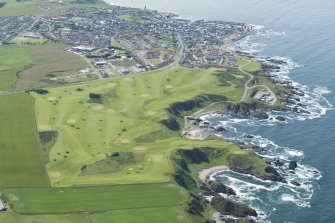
[91,206,190,223]
[0,0,109,17]
[32,66,247,186]
[14,41,89,90]
[3,183,188,214]
[0,0,39,16]
[236,58,262,73]
[0,212,89,223]
[0,42,90,91]
[118,14,146,23]
[0,93,49,187]
[9,38,48,45]
[0,46,32,91]
[0,206,190,223]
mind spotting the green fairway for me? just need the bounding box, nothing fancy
[32,66,247,186]
[3,183,188,214]
[0,93,49,187]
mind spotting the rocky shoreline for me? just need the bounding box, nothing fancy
[198,168,258,223]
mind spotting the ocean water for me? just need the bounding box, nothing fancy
[108,1,335,222]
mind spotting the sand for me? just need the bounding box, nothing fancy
[198,165,228,182]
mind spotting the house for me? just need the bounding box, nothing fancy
[95,60,108,67]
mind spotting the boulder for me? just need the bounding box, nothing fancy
[209,181,236,195]
[275,116,286,122]
[290,180,301,187]
[289,161,298,170]
[253,110,269,119]
[274,160,284,167]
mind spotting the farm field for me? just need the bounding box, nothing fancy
[33,66,248,186]
[0,47,32,91]
[0,205,190,223]
[0,0,109,17]
[0,93,49,187]
[90,206,191,223]
[2,183,188,214]
[0,42,91,92]
[14,41,90,90]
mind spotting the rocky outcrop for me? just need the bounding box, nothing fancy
[228,155,286,183]
[289,161,298,170]
[211,196,257,217]
[290,180,301,187]
[275,116,286,122]
[208,180,236,195]
[253,110,269,119]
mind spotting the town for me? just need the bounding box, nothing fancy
[0,5,256,78]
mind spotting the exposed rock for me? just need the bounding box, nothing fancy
[264,166,279,175]
[211,196,257,217]
[221,217,256,223]
[244,134,254,139]
[289,161,298,170]
[216,127,228,132]
[275,116,286,122]
[253,110,269,119]
[290,180,301,187]
[274,160,284,167]
[209,180,236,195]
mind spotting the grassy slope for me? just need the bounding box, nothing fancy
[0,93,49,187]
[3,183,188,214]
[33,66,246,186]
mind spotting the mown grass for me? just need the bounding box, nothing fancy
[0,93,49,187]
[33,66,247,186]
[3,183,188,214]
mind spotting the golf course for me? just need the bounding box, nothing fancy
[0,1,282,222]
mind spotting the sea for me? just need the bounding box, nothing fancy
[107,1,335,222]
